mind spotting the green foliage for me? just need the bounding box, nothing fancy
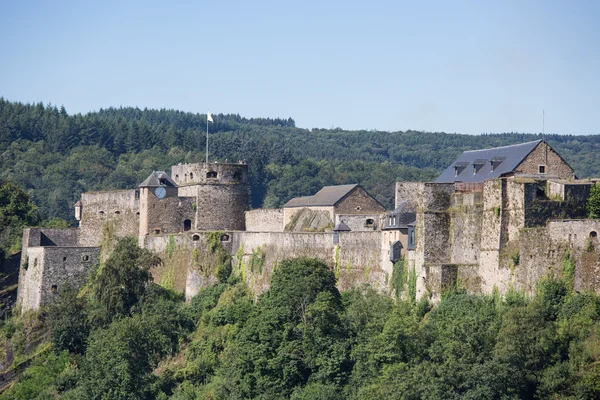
[391,258,406,300]
[92,236,161,319]
[48,285,89,354]
[0,350,70,400]
[588,183,600,218]
[408,265,417,303]
[0,180,39,262]
[165,234,177,258]
[562,250,576,291]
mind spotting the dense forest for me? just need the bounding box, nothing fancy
[2,98,600,223]
[2,236,600,399]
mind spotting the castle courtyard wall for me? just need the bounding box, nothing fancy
[79,190,140,247]
[245,209,284,232]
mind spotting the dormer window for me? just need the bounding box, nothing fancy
[490,156,506,172]
[473,159,486,174]
[454,162,469,177]
[159,179,166,185]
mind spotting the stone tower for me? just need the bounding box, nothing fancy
[171,162,249,231]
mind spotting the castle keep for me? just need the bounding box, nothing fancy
[17,140,600,310]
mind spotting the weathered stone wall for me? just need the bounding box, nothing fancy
[285,208,333,232]
[395,182,421,210]
[449,191,483,266]
[194,184,248,231]
[17,246,100,311]
[478,180,503,293]
[144,195,195,235]
[145,230,386,301]
[335,187,386,214]
[80,190,140,246]
[245,209,284,232]
[335,214,383,231]
[171,163,248,186]
[24,228,79,247]
[514,141,574,179]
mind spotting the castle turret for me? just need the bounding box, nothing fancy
[171,162,249,231]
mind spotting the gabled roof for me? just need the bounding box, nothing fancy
[333,221,351,232]
[435,140,543,183]
[284,184,359,208]
[139,171,178,188]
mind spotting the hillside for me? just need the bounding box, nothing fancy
[1,98,600,223]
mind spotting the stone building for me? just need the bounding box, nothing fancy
[282,184,386,232]
[16,140,600,311]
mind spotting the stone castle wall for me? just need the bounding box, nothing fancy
[171,163,248,186]
[395,182,422,210]
[79,190,140,247]
[144,230,386,301]
[194,184,248,231]
[17,244,100,311]
[245,209,284,232]
[335,214,383,232]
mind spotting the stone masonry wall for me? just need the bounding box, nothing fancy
[194,184,248,231]
[79,190,140,246]
[171,163,248,186]
[144,230,385,301]
[335,187,386,214]
[245,209,284,232]
[395,182,421,210]
[17,246,100,311]
[335,214,383,232]
[514,141,574,179]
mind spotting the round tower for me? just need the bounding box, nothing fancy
[171,162,249,231]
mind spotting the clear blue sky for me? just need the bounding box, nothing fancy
[1,0,598,134]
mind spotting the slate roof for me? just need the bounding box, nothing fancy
[283,184,359,208]
[139,171,178,188]
[383,201,416,230]
[333,221,351,231]
[435,140,543,183]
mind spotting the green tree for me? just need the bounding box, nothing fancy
[92,236,161,319]
[587,183,600,218]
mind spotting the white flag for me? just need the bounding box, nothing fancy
[207,112,213,123]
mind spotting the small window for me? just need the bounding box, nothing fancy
[539,165,546,174]
[159,179,166,185]
[207,171,217,178]
[99,211,105,216]
[82,255,90,262]
[184,219,192,231]
[136,212,140,216]
[220,234,230,242]
[192,234,200,241]
[51,285,58,293]
[366,218,375,226]
[189,172,194,179]
[233,170,242,181]
[175,174,179,180]
[135,190,140,199]
[591,231,598,238]
[115,210,120,215]
[154,228,162,234]
[355,206,361,211]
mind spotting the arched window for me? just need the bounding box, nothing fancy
[115,210,120,215]
[192,234,200,241]
[591,231,598,238]
[220,233,230,242]
[99,211,105,216]
[184,219,192,231]
[189,172,194,180]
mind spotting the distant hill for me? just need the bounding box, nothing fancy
[1,98,599,222]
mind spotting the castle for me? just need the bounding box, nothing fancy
[17,140,600,310]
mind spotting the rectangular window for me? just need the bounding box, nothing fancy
[539,165,546,174]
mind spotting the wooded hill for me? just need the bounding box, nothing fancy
[1,98,599,223]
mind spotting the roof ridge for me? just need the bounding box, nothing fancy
[463,139,542,153]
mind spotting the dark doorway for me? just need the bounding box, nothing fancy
[184,219,192,231]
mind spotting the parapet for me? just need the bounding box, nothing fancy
[171,162,248,186]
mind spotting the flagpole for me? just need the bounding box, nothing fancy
[206,112,209,164]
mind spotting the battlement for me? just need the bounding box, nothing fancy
[171,162,248,186]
